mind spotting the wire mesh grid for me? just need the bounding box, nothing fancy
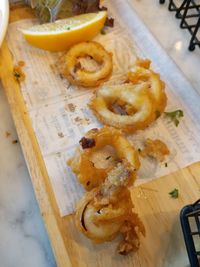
[160,0,200,51]
[180,199,200,267]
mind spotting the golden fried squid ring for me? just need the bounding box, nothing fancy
[89,83,156,132]
[76,188,125,243]
[61,41,113,87]
[67,127,140,190]
[75,163,145,253]
[127,59,167,113]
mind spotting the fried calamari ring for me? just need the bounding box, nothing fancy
[68,149,107,191]
[89,83,156,132]
[67,127,140,190]
[76,188,125,243]
[75,163,145,252]
[61,41,113,87]
[127,59,167,113]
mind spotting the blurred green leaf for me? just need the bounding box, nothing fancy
[164,109,184,127]
[169,188,179,199]
[25,0,73,23]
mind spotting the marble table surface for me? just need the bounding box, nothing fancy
[0,1,200,267]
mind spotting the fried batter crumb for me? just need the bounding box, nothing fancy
[117,217,145,255]
[13,61,26,82]
[66,103,76,112]
[135,58,151,69]
[141,138,170,162]
[12,139,18,144]
[79,137,95,149]
[74,116,90,125]
[18,61,25,67]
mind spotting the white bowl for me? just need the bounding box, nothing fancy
[0,0,9,47]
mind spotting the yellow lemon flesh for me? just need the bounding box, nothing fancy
[21,11,107,52]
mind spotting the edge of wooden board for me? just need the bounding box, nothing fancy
[1,7,74,266]
[0,41,73,267]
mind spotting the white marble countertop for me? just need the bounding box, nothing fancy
[0,1,200,267]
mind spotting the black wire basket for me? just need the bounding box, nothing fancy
[180,199,200,267]
[160,0,200,51]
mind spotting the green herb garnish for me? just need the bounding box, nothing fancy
[26,0,73,23]
[165,162,168,167]
[164,109,184,127]
[169,188,179,199]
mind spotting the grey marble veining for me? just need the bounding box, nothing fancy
[0,1,200,267]
[0,84,56,267]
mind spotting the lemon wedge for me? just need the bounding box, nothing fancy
[21,11,107,51]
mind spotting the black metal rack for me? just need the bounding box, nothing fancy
[180,199,200,267]
[160,0,200,51]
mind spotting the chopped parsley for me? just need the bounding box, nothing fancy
[164,109,184,127]
[169,188,179,199]
[165,162,168,167]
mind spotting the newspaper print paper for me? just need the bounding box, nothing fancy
[7,0,200,216]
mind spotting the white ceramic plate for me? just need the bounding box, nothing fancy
[0,0,9,47]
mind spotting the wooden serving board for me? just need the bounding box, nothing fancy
[0,4,199,267]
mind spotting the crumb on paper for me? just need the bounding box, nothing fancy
[58,132,64,138]
[74,116,90,125]
[140,139,170,162]
[56,152,61,157]
[18,61,25,67]
[5,131,11,138]
[12,139,18,144]
[66,103,76,112]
